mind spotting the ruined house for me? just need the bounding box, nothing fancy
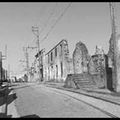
[64,42,109,89]
[89,46,105,74]
[64,41,97,89]
[45,39,71,82]
[88,46,107,88]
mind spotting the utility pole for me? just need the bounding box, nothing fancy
[0,52,2,83]
[109,2,118,91]
[8,64,10,80]
[27,45,37,82]
[0,45,7,83]
[23,47,29,76]
[22,46,37,81]
[32,26,41,83]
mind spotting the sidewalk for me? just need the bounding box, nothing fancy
[43,81,120,106]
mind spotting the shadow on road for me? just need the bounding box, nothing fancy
[0,113,40,118]
[6,93,17,105]
[20,114,40,118]
[0,87,17,118]
[0,88,14,106]
[0,87,13,97]
[4,92,17,116]
[0,113,12,118]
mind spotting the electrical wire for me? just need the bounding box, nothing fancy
[24,3,72,68]
[27,3,58,65]
[29,3,58,47]
[39,2,58,36]
[41,2,72,43]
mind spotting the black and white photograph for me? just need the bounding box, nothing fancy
[0,2,120,118]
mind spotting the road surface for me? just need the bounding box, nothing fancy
[8,82,115,118]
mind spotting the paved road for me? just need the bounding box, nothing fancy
[11,83,112,118]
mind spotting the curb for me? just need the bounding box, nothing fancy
[44,83,120,106]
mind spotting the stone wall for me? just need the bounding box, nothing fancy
[88,54,106,88]
[116,34,120,91]
[64,73,105,89]
[45,39,71,82]
[73,41,90,74]
[107,33,116,91]
[65,42,107,90]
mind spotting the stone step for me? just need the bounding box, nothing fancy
[73,79,94,82]
[77,83,95,86]
[72,76,90,79]
[77,85,96,88]
[72,76,90,78]
[65,73,98,89]
[73,78,92,81]
[72,76,93,80]
[75,82,94,85]
[75,84,95,88]
[74,82,95,85]
[76,83,96,87]
[73,80,96,88]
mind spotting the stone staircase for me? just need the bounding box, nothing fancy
[64,73,97,90]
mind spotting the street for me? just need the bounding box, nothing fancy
[7,82,114,118]
[0,2,120,118]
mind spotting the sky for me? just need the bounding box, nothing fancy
[0,2,120,76]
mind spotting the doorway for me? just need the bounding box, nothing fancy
[40,68,43,81]
[106,67,114,91]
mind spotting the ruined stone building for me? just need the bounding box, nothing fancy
[64,41,113,90]
[32,49,46,82]
[64,41,96,89]
[30,37,117,92]
[89,45,105,75]
[107,33,120,92]
[88,46,107,88]
[73,41,90,74]
[31,39,72,83]
[106,3,120,92]
[32,57,38,81]
[44,39,71,82]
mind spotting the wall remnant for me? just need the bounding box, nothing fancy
[73,41,90,74]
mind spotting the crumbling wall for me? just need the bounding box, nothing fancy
[88,54,106,88]
[73,41,90,74]
[64,42,107,89]
[107,34,115,90]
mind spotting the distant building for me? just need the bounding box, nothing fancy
[34,49,46,82]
